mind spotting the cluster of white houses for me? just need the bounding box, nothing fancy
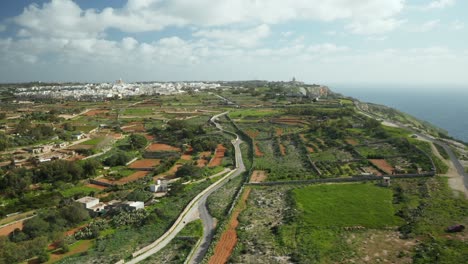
[76,196,144,216]
[15,81,221,101]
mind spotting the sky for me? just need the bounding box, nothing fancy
[0,0,467,86]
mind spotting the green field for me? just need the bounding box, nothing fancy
[229,109,280,119]
[60,185,99,198]
[122,108,153,115]
[81,137,105,146]
[292,183,401,228]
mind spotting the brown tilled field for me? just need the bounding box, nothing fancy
[208,188,251,264]
[369,159,394,175]
[84,109,109,116]
[249,170,268,183]
[197,151,211,167]
[128,159,161,169]
[146,143,181,152]
[208,144,226,167]
[254,143,264,157]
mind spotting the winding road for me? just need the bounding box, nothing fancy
[125,112,245,264]
[355,102,468,194]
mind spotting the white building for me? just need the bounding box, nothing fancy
[123,201,144,211]
[76,196,100,209]
[150,180,168,193]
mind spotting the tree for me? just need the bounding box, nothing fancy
[128,134,148,150]
[60,203,90,225]
[22,217,49,239]
[175,164,202,179]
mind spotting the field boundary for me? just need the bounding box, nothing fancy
[246,172,435,186]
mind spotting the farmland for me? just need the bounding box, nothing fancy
[1,82,466,264]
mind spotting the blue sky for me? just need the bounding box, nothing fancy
[0,0,467,86]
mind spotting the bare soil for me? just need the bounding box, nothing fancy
[250,170,268,183]
[128,159,161,169]
[369,159,394,175]
[209,188,251,264]
[209,144,226,167]
[146,143,181,152]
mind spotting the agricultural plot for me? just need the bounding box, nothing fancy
[310,148,355,162]
[146,143,181,152]
[254,138,316,181]
[128,159,161,170]
[356,143,401,158]
[291,184,401,228]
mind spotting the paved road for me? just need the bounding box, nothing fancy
[187,113,245,263]
[355,103,468,192]
[125,112,245,264]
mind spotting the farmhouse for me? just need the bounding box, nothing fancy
[150,179,168,193]
[122,201,145,211]
[76,196,100,210]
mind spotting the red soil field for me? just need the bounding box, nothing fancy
[254,143,264,157]
[245,130,259,139]
[249,170,268,183]
[369,159,394,175]
[144,134,155,141]
[208,144,226,167]
[208,188,251,264]
[197,151,211,167]
[121,123,146,133]
[128,159,161,169]
[146,143,181,152]
[181,146,193,161]
[0,221,24,236]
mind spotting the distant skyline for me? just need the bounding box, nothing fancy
[1,0,468,87]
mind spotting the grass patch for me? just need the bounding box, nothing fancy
[292,183,402,228]
[81,137,105,146]
[60,185,99,198]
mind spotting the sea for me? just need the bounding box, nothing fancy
[330,84,468,143]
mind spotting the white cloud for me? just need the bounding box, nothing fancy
[193,24,271,48]
[0,24,6,32]
[426,0,455,9]
[307,43,349,54]
[450,20,465,30]
[11,0,406,39]
[347,18,404,35]
[409,19,440,32]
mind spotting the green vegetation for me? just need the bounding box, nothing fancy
[291,183,401,228]
[434,143,450,159]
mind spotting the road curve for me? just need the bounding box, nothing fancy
[125,112,245,264]
[355,103,468,193]
[186,112,246,264]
